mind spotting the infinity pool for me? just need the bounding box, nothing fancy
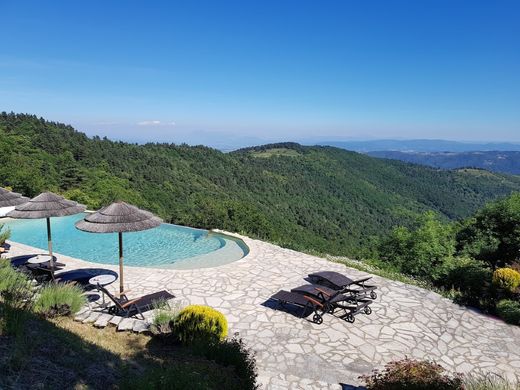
[3,213,248,269]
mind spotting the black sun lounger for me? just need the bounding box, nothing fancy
[97,284,175,319]
[270,290,328,324]
[291,284,372,323]
[308,271,378,300]
[55,268,118,288]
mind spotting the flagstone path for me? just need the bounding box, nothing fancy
[5,235,520,389]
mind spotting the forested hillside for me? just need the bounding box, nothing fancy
[368,150,520,175]
[2,112,520,257]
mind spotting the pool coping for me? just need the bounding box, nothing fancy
[145,230,251,269]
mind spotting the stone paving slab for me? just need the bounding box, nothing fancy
[7,238,520,389]
[133,320,150,333]
[82,311,101,324]
[73,311,90,322]
[109,315,122,327]
[118,318,135,331]
[93,313,113,328]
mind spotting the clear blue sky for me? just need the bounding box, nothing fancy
[1,0,519,146]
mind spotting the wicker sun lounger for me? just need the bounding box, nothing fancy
[55,268,118,287]
[270,290,328,324]
[25,261,65,283]
[308,271,378,299]
[97,284,175,319]
[291,284,372,323]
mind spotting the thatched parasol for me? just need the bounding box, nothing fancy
[0,187,29,207]
[75,202,162,293]
[7,192,86,275]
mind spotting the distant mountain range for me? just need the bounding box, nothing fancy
[367,151,520,175]
[316,139,520,153]
[3,114,520,258]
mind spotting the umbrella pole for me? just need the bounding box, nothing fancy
[46,217,55,281]
[119,232,124,293]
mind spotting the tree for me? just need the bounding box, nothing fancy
[456,193,520,269]
[378,211,456,281]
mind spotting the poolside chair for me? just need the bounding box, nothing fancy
[308,271,378,300]
[23,259,65,283]
[291,284,372,323]
[97,284,175,319]
[8,254,62,269]
[55,268,118,288]
[269,290,328,324]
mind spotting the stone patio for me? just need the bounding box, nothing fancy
[5,236,520,389]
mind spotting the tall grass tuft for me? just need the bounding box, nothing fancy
[0,259,33,307]
[0,223,11,246]
[464,374,520,390]
[33,283,86,318]
[150,299,179,335]
[0,259,33,335]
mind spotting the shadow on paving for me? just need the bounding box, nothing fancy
[261,297,316,322]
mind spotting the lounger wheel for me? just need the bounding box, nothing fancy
[370,291,377,300]
[364,306,372,315]
[345,313,355,323]
[313,313,323,324]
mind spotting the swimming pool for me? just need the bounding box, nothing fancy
[2,213,248,269]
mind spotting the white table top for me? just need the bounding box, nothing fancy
[27,254,53,264]
[89,274,117,286]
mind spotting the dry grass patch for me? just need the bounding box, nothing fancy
[54,317,151,358]
[1,306,246,389]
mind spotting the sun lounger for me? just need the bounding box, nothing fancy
[270,290,328,324]
[25,260,65,282]
[97,284,175,319]
[9,254,62,269]
[291,284,372,323]
[308,271,378,299]
[55,268,118,288]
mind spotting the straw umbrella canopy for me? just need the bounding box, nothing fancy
[7,192,86,273]
[0,187,29,207]
[75,202,162,293]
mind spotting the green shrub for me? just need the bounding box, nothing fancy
[496,300,520,325]
[493,268,520,293]
[360,357,463,390]
[443,257,492,306]
[0,259,33,307]
[33,283,86,318]
[194,337,259,390]
[175,305,228,344]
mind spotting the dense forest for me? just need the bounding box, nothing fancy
[368,150,520,175]
[2,112,520,257]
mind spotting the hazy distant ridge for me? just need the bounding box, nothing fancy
[318,139,520,153]
[368,151,520,175]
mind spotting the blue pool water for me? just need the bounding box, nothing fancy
[3,213,247,268]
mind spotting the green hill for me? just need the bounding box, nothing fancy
[2,112,520,257]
